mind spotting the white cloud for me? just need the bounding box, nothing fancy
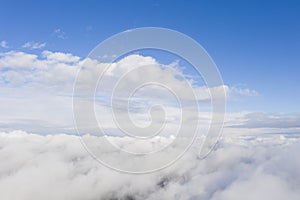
[0,50,252,102]
[0,130,299,200]
[230,112,300,128]
[22,41,46,49]
[0,40,9,48]
[0,52,199,136]
[229,86,259,97]
[0,51,80,87]
[0,49,298,199]
[0,51,42,70]
[53,29,67,39]
[0,50,293,137]
[42,50,80,63]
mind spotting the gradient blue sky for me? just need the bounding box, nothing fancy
[0,0,299,112]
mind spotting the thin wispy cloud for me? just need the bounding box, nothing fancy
[229,86,259,97]
[22,41,46,49]
[85,25,93,32]
[232,112,300,129]
[52,28,67,39]
[0,40,9,48]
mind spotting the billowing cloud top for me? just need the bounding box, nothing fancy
[0,50,299,136]
[0,131,300,200]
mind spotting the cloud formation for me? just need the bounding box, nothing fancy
[0,131,299,200]
[22,42,46,49]
[0,50,79,88]
[229,86,259,97]
[236,112,300,128]
[0,40,9,48]
[53,29,67,39]
[0,50,296,137]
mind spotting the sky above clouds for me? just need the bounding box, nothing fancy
[0,49,299,136]
[0,0,299,135]
[0,0,299,112]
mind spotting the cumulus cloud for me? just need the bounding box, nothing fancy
[0,50,251,101]
[42,50,80,63]
[0,51,212,134]
[0,50,80,88]
[0,50,294,137]
[0,131,299,200]
[22,41,46,49]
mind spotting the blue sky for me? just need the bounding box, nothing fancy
[2,2,300,197]
[0,0,299,113]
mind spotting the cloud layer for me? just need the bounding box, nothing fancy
[0,50,298,137]
[0,131,299,200]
